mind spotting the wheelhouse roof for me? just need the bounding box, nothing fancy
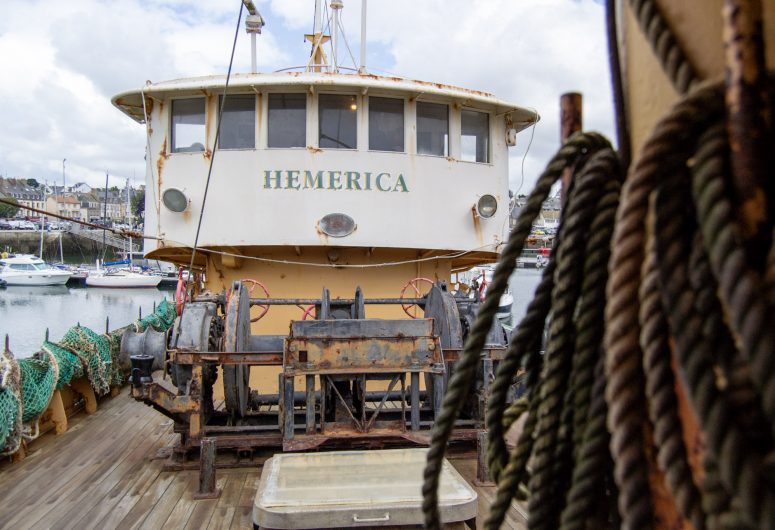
[112,71,539,131]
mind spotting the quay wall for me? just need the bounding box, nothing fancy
[0,231,120,262]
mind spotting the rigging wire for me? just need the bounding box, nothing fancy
[185,0,245,285]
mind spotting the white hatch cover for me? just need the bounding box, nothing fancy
[253,448,477,529]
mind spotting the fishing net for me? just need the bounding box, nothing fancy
[0,297,176,453]
[19,352,58,423]
[134,298,177,332]
[42,341,84,389]
[59,326,114,395]
[0,350,22,453]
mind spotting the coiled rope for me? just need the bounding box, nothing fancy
[421,24,773,530]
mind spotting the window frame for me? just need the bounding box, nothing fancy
[217,94,257,151]
[367,95,405,153]
[169,97,208,154]
[415,99,450,158]
[266,92,308,150]
[460,107,491,164]
[317,92,359,151]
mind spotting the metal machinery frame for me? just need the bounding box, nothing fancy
[124,280,508,457]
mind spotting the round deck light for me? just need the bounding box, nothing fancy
[476,195,498,218]
[162,188,188,213]
[319,213,356,237]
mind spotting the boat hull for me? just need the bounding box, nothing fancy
[85,274,162,288]
[0,272,71,286]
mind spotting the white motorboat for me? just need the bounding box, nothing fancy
[0,254,72,286]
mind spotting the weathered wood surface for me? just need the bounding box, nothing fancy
[0,392,526,529]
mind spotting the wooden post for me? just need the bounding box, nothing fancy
[475,430,493,486]
[560,92,583,203]
[193,437,221,499]
[48,390,68,434]
[70,377,98,414]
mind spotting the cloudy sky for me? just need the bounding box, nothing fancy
[0,0,614,193]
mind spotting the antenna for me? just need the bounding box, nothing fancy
[243,0,265,74]
[330,0,343,73]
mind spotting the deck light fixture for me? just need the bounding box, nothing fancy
[162,188,189,212]
[476,194,498,218]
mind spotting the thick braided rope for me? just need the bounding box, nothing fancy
[501,396,528,432]
[645,182,706,529]
[559,354,612,529]
[605,81,726,530]
[553,175,621,529]
[422,132,611,530]
[685,123,775,529]
[528,151,616,530]
[554,177,622,530]
[568,176,621,459]
[485,388,541,529]
[487,253,557,481]
[628,0,699,94]
[528,149,619,528]
[687,231,769,447]
[690,84,775,440]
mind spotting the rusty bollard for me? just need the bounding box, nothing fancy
[193,438,221,499]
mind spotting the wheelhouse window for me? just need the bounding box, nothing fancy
[369,97,404,152]
[218,95,255,149]
[461,109,489,163]
[417,102,448,156]
[171,98,206,153]
[268,93,306,148]
[319,94,357,149]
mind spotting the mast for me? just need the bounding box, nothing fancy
[359,0,367,73]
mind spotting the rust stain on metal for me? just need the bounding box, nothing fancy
[307,145,323,154]
[471,206,484,247]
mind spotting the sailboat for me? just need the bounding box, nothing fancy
[85,259,162,288]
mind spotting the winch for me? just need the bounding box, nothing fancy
[123,279,510,458]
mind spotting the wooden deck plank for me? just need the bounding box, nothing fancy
[183,476,228,530]
[136,472,195,530]
[1,394,528,530]
[230,506,254,530]
[207,507,236,530]
[237,472,261,507]
[161,471,202,529]
[0,396,137,493]
[27,414,170,529]
[75,456,164,529]
[0,399,157,529]
[114,471,177,530]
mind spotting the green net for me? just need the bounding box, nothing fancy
[42,342,84,389]
[135,298,177,332]
[59,326,113,395]
[0,297,177,451]
[0,350,21,452]
[19,356,57,423]
[0,389,19,451]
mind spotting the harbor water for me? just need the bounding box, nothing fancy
[0,269,544,358]
[0,285,174,358]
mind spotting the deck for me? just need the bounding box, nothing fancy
[0,391,527,529]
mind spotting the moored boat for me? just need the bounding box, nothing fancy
[0,254,72,286]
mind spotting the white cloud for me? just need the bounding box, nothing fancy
[0,0,615,194]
